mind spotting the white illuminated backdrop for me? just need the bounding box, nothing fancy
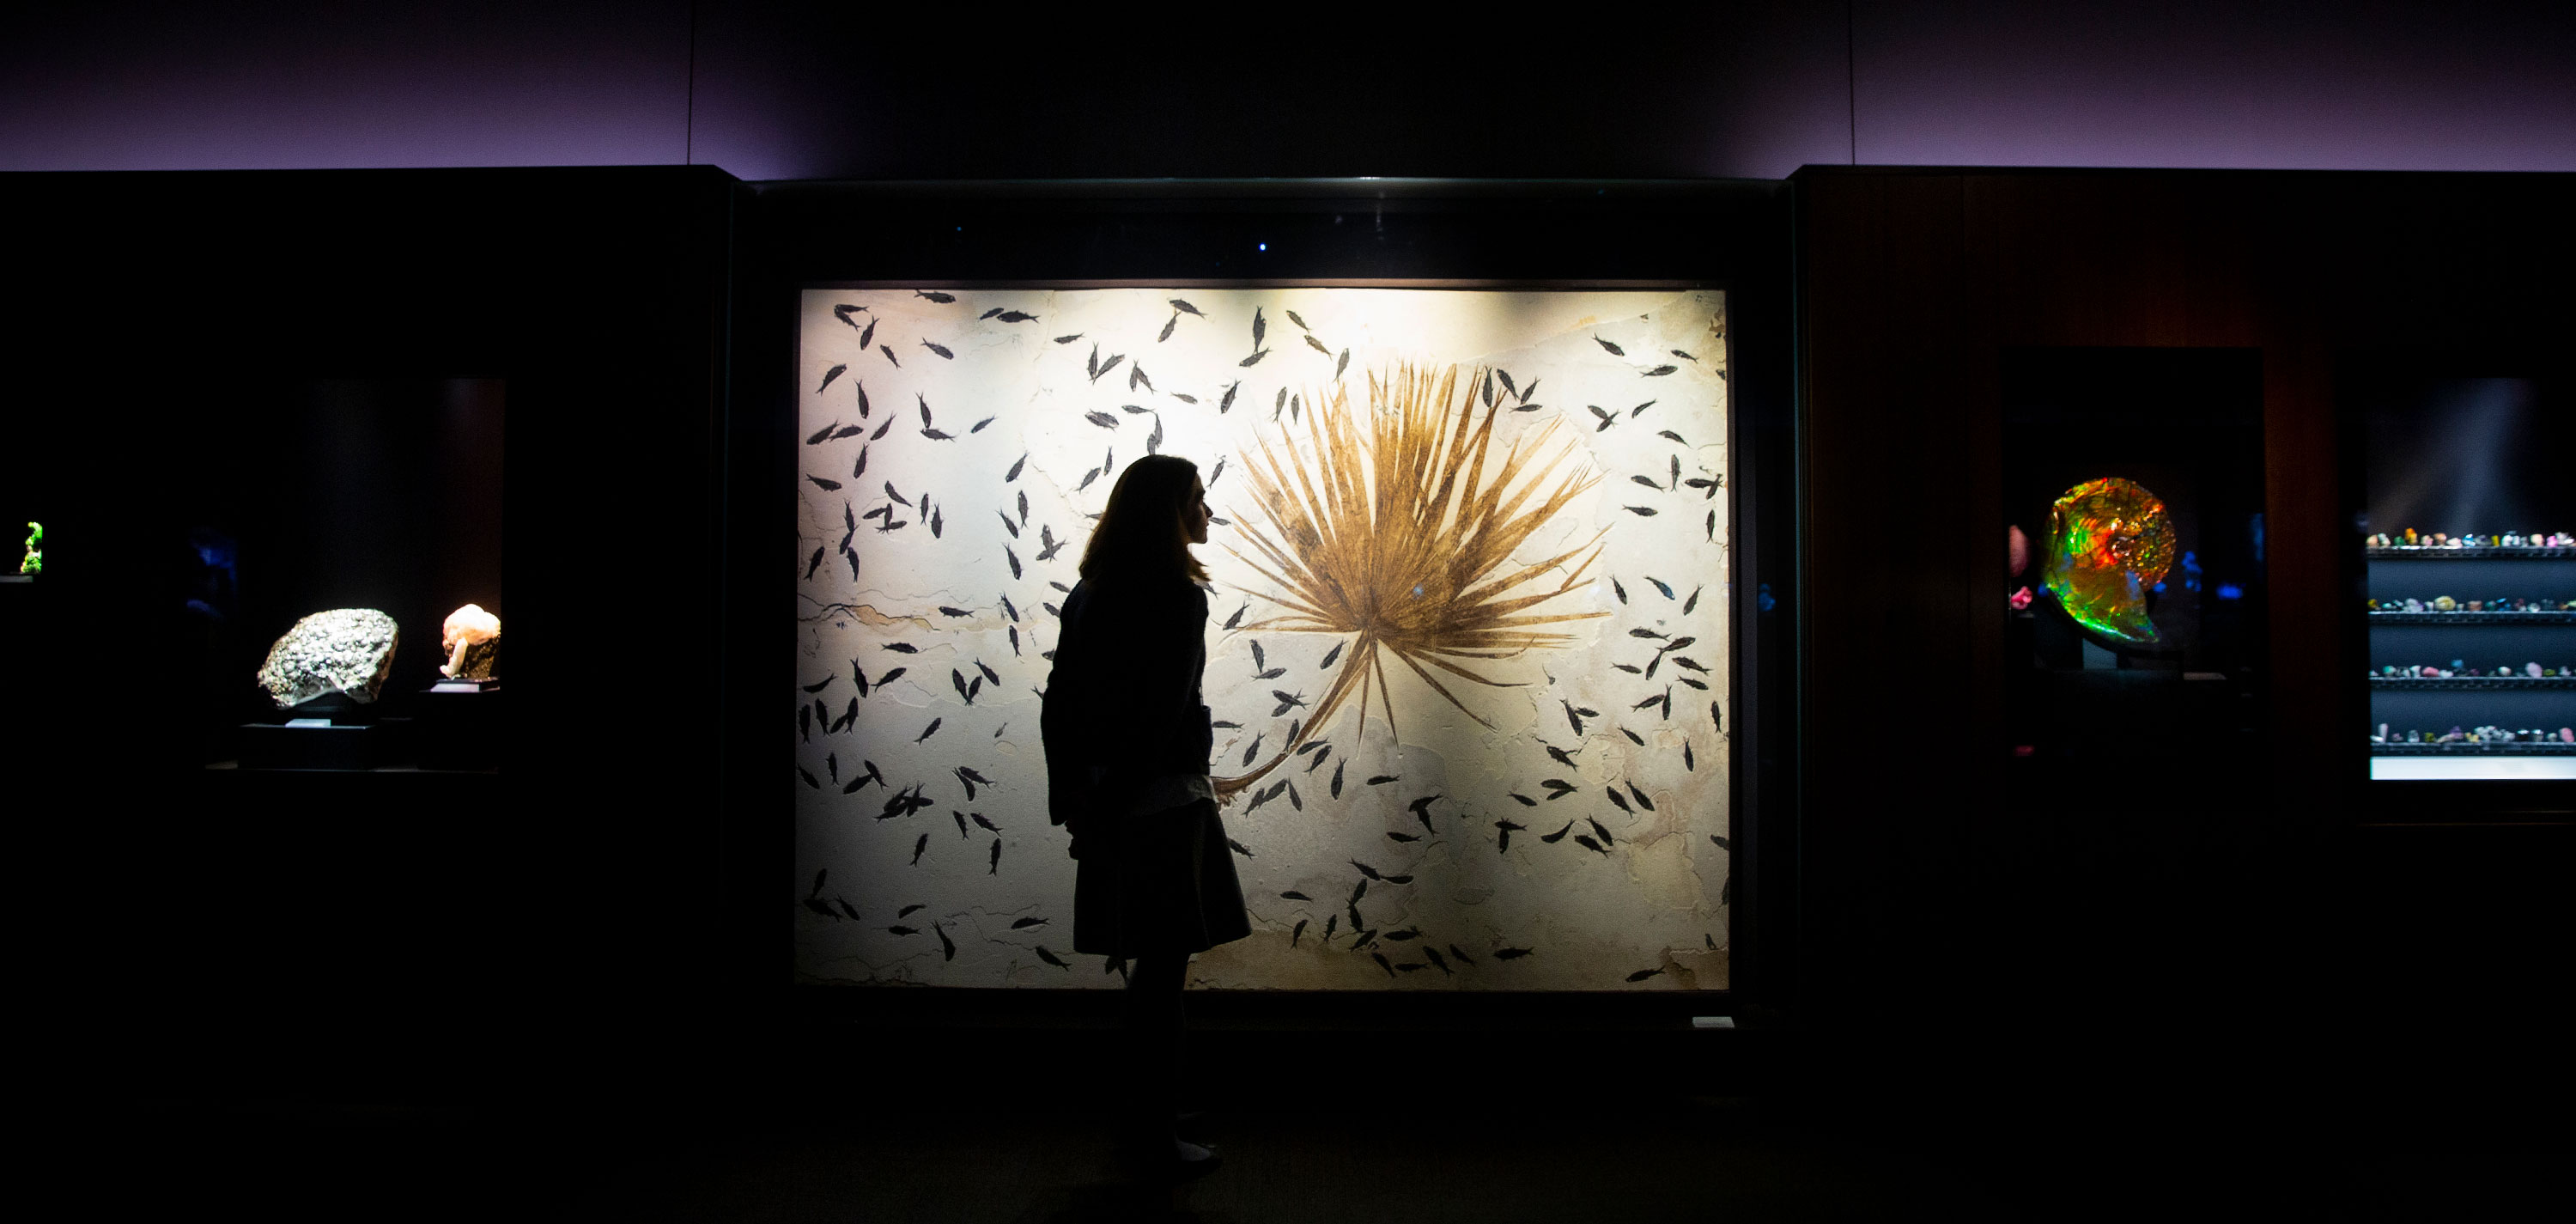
[794,287,1732,990]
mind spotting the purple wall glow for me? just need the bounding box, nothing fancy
[1,2,2567,178]
[0,3,690,171]
[1853,1,2576,172]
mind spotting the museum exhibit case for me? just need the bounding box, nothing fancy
[751,181,1796,996]
[191,379,507,772]
[2354,375,2576,783]
[2002,349,2270,807]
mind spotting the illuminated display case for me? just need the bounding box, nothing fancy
[2002,349,2269,807]
[747,181,1796,996]
[2356,376,2576,783]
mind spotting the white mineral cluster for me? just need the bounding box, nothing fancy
[257,608,401,709]
[440,603,501,678]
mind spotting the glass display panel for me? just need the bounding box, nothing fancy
[2002,350,2269,807]
[794,286,1732,989]
[2360,376,2576,781]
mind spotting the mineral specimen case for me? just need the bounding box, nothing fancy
[2357,377,2576,782]
[2000,348,2269,813]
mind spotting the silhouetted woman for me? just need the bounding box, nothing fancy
[1041,454,1249,1173]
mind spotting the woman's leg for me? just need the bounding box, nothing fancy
[1121,952,1188,1134]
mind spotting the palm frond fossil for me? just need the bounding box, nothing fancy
[1217,362,1607,797]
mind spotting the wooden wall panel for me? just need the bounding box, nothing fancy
[1794,168,2573,1093]
[1798,172,1973,1008]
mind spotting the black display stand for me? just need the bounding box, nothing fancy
[237,721,408,770]
[416,680,501,771]
[239,692,405,770]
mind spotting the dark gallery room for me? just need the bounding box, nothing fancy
[2,3,2570,1220]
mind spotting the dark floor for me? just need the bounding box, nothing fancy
[76,1080,2569,1223]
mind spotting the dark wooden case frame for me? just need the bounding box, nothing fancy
[732,180,1798,1032]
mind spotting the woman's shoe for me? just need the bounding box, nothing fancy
[1120,1134,1222,1179]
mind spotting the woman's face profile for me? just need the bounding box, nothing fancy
[1184,478,1211,545]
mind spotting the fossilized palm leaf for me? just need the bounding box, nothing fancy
[1219,362,1605,794]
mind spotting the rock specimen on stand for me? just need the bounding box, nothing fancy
[440,603,501,679]
[257,608,400,709]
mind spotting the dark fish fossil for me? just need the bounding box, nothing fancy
[817,364,848,394]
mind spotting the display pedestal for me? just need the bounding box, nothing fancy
[240,692,400,769]
[416,681,501,770]
[239,719,406,770]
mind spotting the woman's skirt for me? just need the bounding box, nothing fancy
[1072,798,1251,959]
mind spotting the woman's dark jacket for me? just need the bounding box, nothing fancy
[1040,573,1214,830]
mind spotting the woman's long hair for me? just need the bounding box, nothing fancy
[1078,454,1208,585]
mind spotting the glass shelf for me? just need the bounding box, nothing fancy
[2364,546,2573,560]
[2370,741,2576,756]
[2366,611,2576,624]
[2370,677,2576,691]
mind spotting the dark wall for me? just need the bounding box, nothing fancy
[1795,167,2576,1132]
[0,166,741,1105]
[4,3,2571,178]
